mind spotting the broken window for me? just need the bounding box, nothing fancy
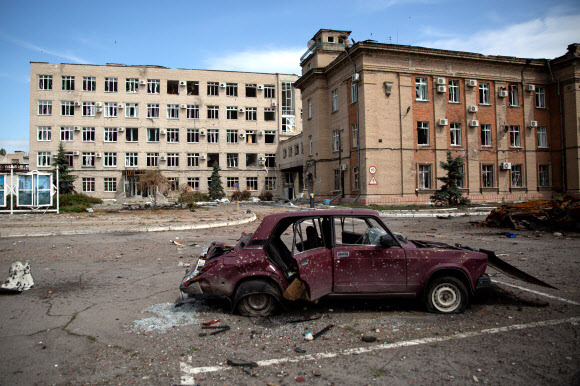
[39,75,52,90]
[246,153,257,167]
[482,165,494,188]
[126,127,138,142]
[147,103,159,118]
[147,128,159,142]
[104,102,117,117]
[226,83,238,96]
[207,82,219,96]
[186,105,199,119]
[481,124,492,147]
[418,164,432,189]
[207,105,219,119]
[207,129,219,143]
[509,84,519,106]
[167,153,179,167]
[417,121,429,145]
[167,128,179,143]
[187,153,200,167]
[415,77,428,101]
[264,108,275,121]
[104,77,118,93]
[333,130,340,151]
[61,101,75,116]
[245,107,257,121]
[167,104,179,119]
[246,130,257,144]
[264,84,275,98]
[82,102,95,117]
[448,80,459,103]
[187,81,199,95]
[168,177,179,191]
[246,84,257,97]
[126,78,139,93]
[226,130,238,143]
[246,177,258,191]
[61,76,74,91]
[167,80,179,95]
[282,117,296,133]
[146,153,158,167]
[265,153,275,167]
[187,128,199,143]
[60,126,73,142]
[83,76,96,92]
[82,152,95,167]
[510,125,521,147]
[353,167,359,190]
[538,165,549,187]
[333,217,387,246]
[226,106,238,120]
[227,153,238,168]
[511,164,523,188]
[207,153,219,168]
[187,177,200,190]
[264,131,276,144]
[38,100,52,115]
[82,127,95,142]
[265,176,276,190]
[479,82,490,105]
[147,79,160,94]
[450,123,462,146]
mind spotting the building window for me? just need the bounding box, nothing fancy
[308,98,312,119]
[448,80,459,103]
[537,126,548,148]
[226,177,239,191]
[265,177,276,191]
[187,128,199,143]
[264,84,275,98]
[511,164,523,188]
[126,127,138,142]
[82,152,95,167]
[126,78,138,93]
[265,131,276,144]
[61,101,75,116]
[226,83,238,96]
[104,127,118,142]
[333,170,340,191]
[481,124,492,146]
[82,177,95,192]
[283,149,287,158]
[207,105,219,119]
[167,128,179,143]
[167,104,179,119]
[281,82,295,115]
[104,102,117,118]
[246,130,257,144]
[207,129,219,143]
[536,87,546,108]
[245,107,257,121]
[450,123,462,146]
[538,165,549,187]
[332,89,338,112]
[186,105,199,119]
[332,130,340,152]
[479,82,490,105]
[187,177,200,190]
[82,76,96,92]
[246,84,257,98]
[82,101,95,116]
[187,81,199,95]
[60,126,73,142]
[415,77,428,101]
[167,153,179,167]
[288,146,292,157]
[207,153,219,168]
[510,125,521,147]
[147,103,160,118]
[125,103,138,118]
[37,126,51,141]
[82,127,95,142]
[418,164,432,189]
[226,106,238,120]
[65,153,74,168]
[417,121,429,145]
[168,177,179,191]
[509,84,519,106]
[264,107,275,121]
[226,130,238,144]
[104,178,117,192]
[147,128,159,142]
[352,123,359,148]
[282,116,295,133]
[246,177,258,191]
[103,152,117,167]
[482,165,494,188]
[207,81,219,96]
[166,80,178,95]
[36,152,51,167]
[265,153,276,167]
[295,144,300,155]
[146,153,158,167]
[125,152,138,167]
[38,100,52,115]
[39,75,52,90]
[104,78,118,93]
[227,153,238,168]
[187,153,199,167]
[62,76,74,91]
[147,79,160,94]
[308,135,313,155]
[352,167,360,191]
[246,153,258,167]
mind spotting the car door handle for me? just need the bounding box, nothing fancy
[336,252,349,258]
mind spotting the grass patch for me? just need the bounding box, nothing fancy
[374,369,387,377]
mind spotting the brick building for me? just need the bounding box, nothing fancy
[294,29,580,204]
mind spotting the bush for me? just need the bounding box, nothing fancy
[59,193,102,212]
[178,187,211,208]
[231,190,251,201]
[258,191,273,201]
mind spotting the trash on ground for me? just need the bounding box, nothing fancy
[1,261,34,293]
[506,232,517,238]
[294,347,307,353]
[226,358,258,368]
[202,318,221,326]
[287,315,321,324]
[201,325,230,335]
[304,331,313,341]
[312,324,334,340]
[361,336,378,342]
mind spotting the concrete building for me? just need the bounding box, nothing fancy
[0,151,29,167]
[29,63,301,199]
[294,29,580,204]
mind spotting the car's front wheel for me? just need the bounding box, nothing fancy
[425,276,468,314]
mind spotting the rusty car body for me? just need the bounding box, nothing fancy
[180,209,553,316]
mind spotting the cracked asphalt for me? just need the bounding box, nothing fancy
[0,203,578,385]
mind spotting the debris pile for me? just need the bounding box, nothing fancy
[477,197,579,231]
[1,261,34,293]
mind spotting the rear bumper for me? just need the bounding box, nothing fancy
[180,281,203,295]
[475,274,492,290]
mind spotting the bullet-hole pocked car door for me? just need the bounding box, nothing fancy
[291,217,333,300]
[333,216,407,293]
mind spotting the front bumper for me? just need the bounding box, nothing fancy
[475,274,492,290]
[180,281,203,295]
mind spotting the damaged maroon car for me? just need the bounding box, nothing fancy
[180,209,554,316]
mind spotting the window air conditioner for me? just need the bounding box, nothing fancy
[160,129,166,135]
[139,80,147,85]
[96,108,103,113]
[258,85,264,90]
[220,83,226,88]
[438,118,448,126]
[73,151,80,156]
[259,156,266,161]
[526,84,535,92]
[468,79,477,87]
[96,102,102,107]
[239,133,245,138]
[238,108,244,113]
[160,155,166,161]
[258,131,263,136]
[468,105,478,113]
[352,73,360,82]
[118,127,124,132]
[340,164,348,171]
[501,162,512,170]
[180,104,187,109]
[271,101,277,107]
[529,120,538,128]
[180,81,186,86]
[118,103,124,109]
[437,85,447,93]
[200,155,206,160]
[200,130,206,136]
[96,153,102,158]
[469,120,479,127]
[74,126,80,131]
[498,89,508,98]
[74,101,81,107]
[436,77,446,85]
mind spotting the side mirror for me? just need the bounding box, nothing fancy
[379,234,397,247]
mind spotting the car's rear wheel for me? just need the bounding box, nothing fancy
[234,280,279,316]
[425,276,468,314]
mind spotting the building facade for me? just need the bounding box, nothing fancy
[293,29,580,204]
[29,63,301,199]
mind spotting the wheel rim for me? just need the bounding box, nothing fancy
[431,283,461,312]
[246,294,271,311]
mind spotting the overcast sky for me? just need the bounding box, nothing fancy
[1,0,578,153]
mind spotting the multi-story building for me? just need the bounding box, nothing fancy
[293,29,580,204]
[29,63,301,199]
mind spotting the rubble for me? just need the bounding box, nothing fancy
[1,261,34,293]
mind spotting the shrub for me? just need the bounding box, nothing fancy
[178,186,211,208]
[258,191,273,201]
[59,193,102,212]
[231,190,251,201]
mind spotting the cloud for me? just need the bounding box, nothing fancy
[0,31,88,63]
[0,140,29,153]
[205,48,304,75]
[416,14,580,58]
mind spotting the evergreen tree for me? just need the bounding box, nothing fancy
[430,152,470,206]
[0,148,6,156]
[52,142,76,194]
[208,163,225,199]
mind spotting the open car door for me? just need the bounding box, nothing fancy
[291,217,333,300]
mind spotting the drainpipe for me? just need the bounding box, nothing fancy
[546,60,566,192]
[345,44,361,202]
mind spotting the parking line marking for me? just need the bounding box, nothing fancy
[180,316,580,383]
[493,280,580,306]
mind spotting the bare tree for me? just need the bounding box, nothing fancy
[138,171,169,208]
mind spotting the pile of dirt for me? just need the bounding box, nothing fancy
[476,196,580,231]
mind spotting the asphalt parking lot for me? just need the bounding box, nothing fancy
[0,204,578,384]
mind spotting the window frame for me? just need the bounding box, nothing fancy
[417,164,432,190]
[479,82,490,105]
[104,77,118,93]
[448,80,459,103]
[417,121,430,145]
[415,77,428,101]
